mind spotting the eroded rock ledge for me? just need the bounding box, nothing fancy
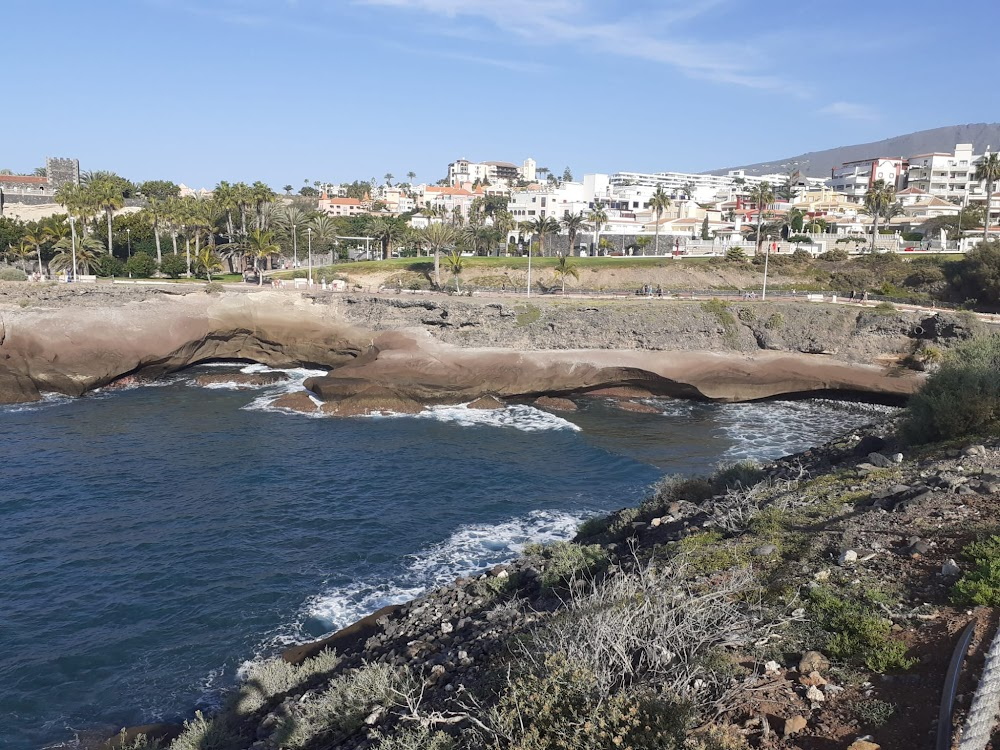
[0,291,976,406]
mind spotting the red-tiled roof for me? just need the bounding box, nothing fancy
[0,175,47,184]
[324,197,362,205]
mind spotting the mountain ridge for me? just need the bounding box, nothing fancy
[706,122,1000,178]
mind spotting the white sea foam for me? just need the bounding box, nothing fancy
[267,508,588,647]
[0,392,74,414]
[638,397,900,462]
[405,403,581,432]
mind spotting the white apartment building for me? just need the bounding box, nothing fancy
[447,157,536,186]
[607,168,807,203]
[827,158,906,198]
[508,174,610,222]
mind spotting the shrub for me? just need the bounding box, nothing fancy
[487,655,691,750]
[523,541,608,589]
[724,247,747,263]
[764,312,784,330]
[159,253,187,278]
[901,334,1000,443]
[792,248,812,261]
[232,649,340,715]
[701,299,739,346]
[645,474,713,516]
[818,248,849,262]
[204,282,225,294]
[737,306,755,323]
[93,255,126,277]
[169,711,241,750]
[902,231,924,242]
[856,699,896,727]
[515,304,540,326]
[953,535,1000,606]
[273,662,406,748]
[0,267,27,281]
[372,726,456,750]
[807,587,916,672]
[873,301,896,313]
[714,460,765,491]
[113,729,163,750]
[125,252,158,278]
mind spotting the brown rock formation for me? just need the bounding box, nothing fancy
[0,291,943,407]
[272,392,320,414]
[534,396,579,412]
[617,400,662,414]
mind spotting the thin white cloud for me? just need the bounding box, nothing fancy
[355,0,794,91]
[820,101,880,122]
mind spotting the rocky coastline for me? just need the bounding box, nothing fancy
[96,419,1000,750]
[0,286,981,408]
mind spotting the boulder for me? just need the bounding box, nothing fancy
[534,396,578,412]
[867,452,895,468]
[783,715,807,738]
[616,400,661,414]
[321,386,424,416]
[798,650,830,674]
[271,391,319,414]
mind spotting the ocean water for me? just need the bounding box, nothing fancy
[0,365,894,750]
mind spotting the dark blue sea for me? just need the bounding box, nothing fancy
[0,364,894,750]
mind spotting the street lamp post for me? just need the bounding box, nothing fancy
[307,227,313,286]
[292,223,298,269]
[126,228,131,258]
[68,215,78,281]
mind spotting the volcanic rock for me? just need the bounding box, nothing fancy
[534,396,578,412]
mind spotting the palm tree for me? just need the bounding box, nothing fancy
[420,222,458,289]
[367,216,407,260]
[194,247,223,281]
[145,199,167,265]
[406,171,416,185]
[51,234,103,275]
[975,153,1000,243]
[560,212,589,258]
[553,255,579,293]
[648,188,671,255]
[90,178,125,254]
[442,248,464,292]
[384,173,394,186]
[245,229,280,286]
[748,182,775,256]
[283,184,293,196]
[588,203,608,255]
[21,228,46,274]
[250,182,276,231]
[862,179,894,252]
[8,241,33,272]
[308,214,339,262]
[525,215,560,257]
[748,181,776,298]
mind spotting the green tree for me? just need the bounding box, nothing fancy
[560,212,589,258]
[367,216,407,260]
[383,173,394,186]
[21,228,46,274]
[8,241,33,272]
[90,178,125,254]
[700,214,710,240]
[420,222,458,289]
[442,248,464,292]
[949,239,1000,306]
[588,203,608,255]
[748,181,775,256]
[649,187,670,255]
[863,179,895,251]
[138,180,180,202]
[245,229,280,286]
[51,234,103,275]
[194,247,223,281]
[553,254,579,293]
[975,153,1000,243]
[283,184,293,195]
[125,252,157,278]
[562,166,573,182]
[524,215,560,257]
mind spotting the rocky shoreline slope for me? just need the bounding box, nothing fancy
[0,286,980,407]
[103,420,1000,750]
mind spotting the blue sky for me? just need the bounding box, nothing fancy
[5,0,998,188]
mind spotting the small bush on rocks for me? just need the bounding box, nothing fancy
[523,541,608,589]
[485,655,691,750]
[0,268,27,281]
[168,711,241,750]
[231,648,340,715]
[372,725,456,750]
[807,587,916,672]
[273,662,407,748]
[113,729,163,750]
[714,460,766,491]
[856,698,896,727]
[763,312,784,330]
[902,334,1000,443]
[953,535,1000,606]
[645,475,713,516]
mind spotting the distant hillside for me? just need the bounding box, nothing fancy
[706,123,1000,178]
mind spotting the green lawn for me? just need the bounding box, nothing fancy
[272,255,712,279]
